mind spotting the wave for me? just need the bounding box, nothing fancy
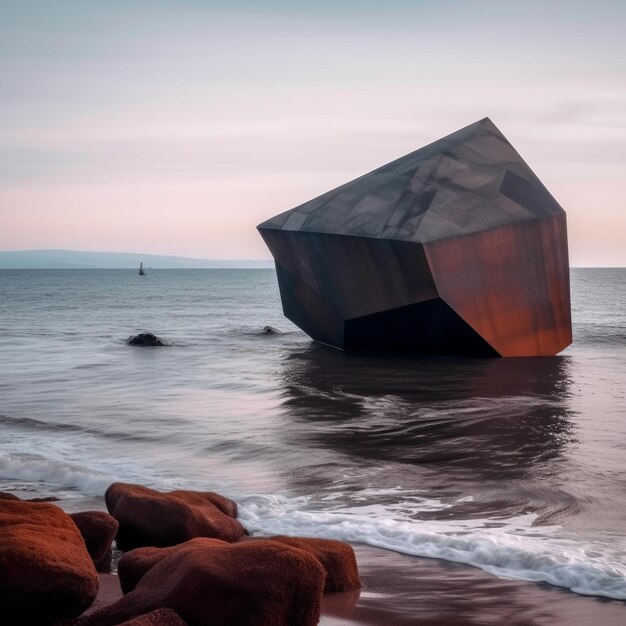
[572,325,626,347]
[0,414,155,443]
[238,494,626,601]
[0,453,119,496]
[2,449,625,601]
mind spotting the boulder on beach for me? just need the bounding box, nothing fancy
[123,534,361,596]
[167,489,238,518]
[0,491,20,500]
[105,483,245,550]
[265,536,360,593]
[126,333,167,347]
[0,499,99,623]
[118,543,193,594]
[78,538,325,626]
[71,511,119,573]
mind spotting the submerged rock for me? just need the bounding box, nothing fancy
[83,538,325,626]
[105,483,245,550]
[262,325,281,334]
[0,499,99,623]
[126,333,167,347]
[71,511,119,573]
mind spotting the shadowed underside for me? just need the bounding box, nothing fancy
[258,118,572,357]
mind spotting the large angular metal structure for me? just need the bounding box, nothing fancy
[258,118,572,357]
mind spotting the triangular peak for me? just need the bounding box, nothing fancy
[258,118,562,243]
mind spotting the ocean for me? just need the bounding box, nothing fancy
[1,268,625,610]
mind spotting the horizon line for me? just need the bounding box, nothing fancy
[0,248,273,262]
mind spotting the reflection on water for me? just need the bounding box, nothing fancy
[278,344,576,520]
[280,344,574,468]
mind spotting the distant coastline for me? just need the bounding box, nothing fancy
[0,249,274,269]
[1,250,622,270]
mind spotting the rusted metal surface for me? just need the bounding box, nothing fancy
[424,214,572,356]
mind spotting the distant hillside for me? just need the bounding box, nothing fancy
[0,250,274,269]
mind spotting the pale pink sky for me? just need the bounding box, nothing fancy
[1,1,625,265]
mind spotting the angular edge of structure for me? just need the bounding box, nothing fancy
[257,118,572,357]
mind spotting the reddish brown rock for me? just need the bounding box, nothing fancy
[268,536,360,593]
[0,492,60,502]
[71,511,119,573]
[118,544,186,594]
[79,537,325,626]
[117,608,187,625]
[0,499,99,623]
[105,483,245,550]
[167,489,237,518]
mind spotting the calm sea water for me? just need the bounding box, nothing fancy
[0,268,625,600]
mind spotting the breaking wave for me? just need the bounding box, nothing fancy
[238,493,626,600]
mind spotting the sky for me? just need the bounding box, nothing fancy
[0,0,625,265]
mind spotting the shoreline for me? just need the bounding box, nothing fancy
[330,544,626,625]
[83,542,626,626]
[15,493,626,625]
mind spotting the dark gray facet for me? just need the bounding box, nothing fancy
[344,299,497,356]
[260,230,437,321]
[258,117,564,244]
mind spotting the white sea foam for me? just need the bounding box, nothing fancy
[238,493,626,600]
[2,448,625,600]
[0,453,118,496]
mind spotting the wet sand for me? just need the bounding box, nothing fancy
[320,545,626,625]
[85,543,626,626]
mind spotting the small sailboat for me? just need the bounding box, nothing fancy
[138,262,146,276]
